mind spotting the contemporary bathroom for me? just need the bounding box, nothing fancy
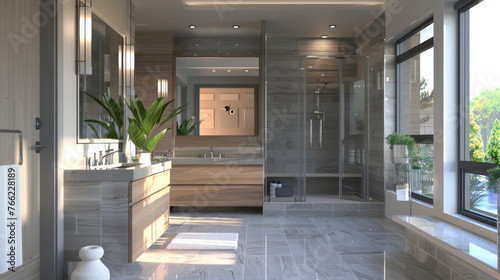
[1,0,500,279]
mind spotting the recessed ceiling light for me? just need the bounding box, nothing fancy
[329,24,336,28]
[245,69,249,73]
[212,69,217,72]
[189,25,196,29]
[227,69,232,72]
[321,35,328,39]
[232,25,240,29]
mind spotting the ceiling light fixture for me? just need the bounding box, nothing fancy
[321,35,328,39]
[189,25,196,29]
[232,25,240,29]
[184,0,382,5]
[227,69,232,72]
[212,69,216,72]
[329,24,337,28]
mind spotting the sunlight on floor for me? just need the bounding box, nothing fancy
[136,250,241,265]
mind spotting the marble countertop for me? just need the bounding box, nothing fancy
[64,161,172,182]
[169,157,264,165]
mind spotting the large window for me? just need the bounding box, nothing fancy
[397,20,434,203]
[458,0,500,225]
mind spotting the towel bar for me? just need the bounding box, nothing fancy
[0,129,23,165]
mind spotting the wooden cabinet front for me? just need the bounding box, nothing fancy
[170,164,263,208]
[128,170,170,262]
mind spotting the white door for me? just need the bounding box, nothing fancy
[0,1,41,279]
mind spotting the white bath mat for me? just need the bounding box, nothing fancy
[166,232,238,251]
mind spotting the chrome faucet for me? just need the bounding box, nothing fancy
[210,147,214,158]
[100,149,119,165]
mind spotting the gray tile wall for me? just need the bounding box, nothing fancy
[384,44,397,192]
[355,14,386,202]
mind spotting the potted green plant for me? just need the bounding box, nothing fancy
[385,132,416,163]
[177,116,202,136]
[127,96,184,163]
[84,91,124,139]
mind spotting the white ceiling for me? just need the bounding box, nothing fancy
[134,0,385,38]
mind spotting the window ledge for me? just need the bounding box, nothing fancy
[445,212,496,235]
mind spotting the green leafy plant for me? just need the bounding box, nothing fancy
[177,116,202,136]
[487,166,500,194]
[486,119,500,164]
[385,132,416,156]
[412,162,422,170]
[470,174,488,209]
[84,91,124,139]
[470,115,485,162]
[127,96,184,152]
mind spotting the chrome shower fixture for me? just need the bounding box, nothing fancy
[314,79,329,94]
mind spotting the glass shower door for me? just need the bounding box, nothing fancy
[265,35,306,202]
[339,58,367,200]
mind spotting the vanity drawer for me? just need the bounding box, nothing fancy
[170,184,263,207]
[129,170,170,205]
[171,164,263,185]
[129,186,170,262]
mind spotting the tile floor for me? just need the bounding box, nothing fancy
[105,200,446,280]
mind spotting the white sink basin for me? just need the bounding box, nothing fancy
[91,162,144,169]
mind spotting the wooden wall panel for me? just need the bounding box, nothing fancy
[134,32,175,154]
[0,1,40,279]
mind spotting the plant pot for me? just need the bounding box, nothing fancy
[137,151,151,164]
[392,144,409,164]
[411,169,422,194]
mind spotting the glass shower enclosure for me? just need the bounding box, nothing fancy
[265,36,369,202]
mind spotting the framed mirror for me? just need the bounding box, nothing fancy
[78,13,124,142]
[175,57,259,137]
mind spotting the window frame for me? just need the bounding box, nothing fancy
[396,18,435,204]
[457,0,497,226]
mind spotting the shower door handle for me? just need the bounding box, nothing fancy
[310,119,313,148]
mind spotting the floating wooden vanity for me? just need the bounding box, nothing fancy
[169,158,264,210]
[64,161,171,265]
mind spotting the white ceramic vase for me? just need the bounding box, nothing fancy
[71,245,110,280]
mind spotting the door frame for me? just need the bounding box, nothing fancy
[39,0,60,278]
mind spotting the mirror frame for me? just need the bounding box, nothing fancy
[77,12,126,144]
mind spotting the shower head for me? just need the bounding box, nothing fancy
[315,80,329,94]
